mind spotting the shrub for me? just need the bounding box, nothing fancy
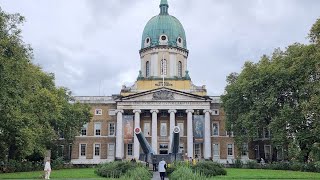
[246,160,259,169]
[95,161,142,178]
[191,161,227,177]
[51,157,65,170]
[234,159,243,168]
[290,161,302,171]
[4,160,43,173]
[120,167,152,180]
[170,166,206,180]
[314,161,320,172]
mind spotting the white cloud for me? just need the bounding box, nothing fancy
[1,0,319,96]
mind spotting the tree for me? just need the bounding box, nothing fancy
[222,19,320,162]
[0,7,91,162]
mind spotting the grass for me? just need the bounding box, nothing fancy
[214,168,320,179]
[0,168,107,179]
[1,168,320,179]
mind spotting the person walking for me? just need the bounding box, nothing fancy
[158,158,167,180]
[44,159,51,179]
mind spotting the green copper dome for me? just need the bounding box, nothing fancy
[141,0,187,50]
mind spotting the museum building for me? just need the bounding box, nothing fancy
[70,0,253,164]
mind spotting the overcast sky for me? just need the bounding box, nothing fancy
[1,0,319,96]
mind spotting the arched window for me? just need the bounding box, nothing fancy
[178,61,182,77]
[146,61,150,77]
[161,59,167,75]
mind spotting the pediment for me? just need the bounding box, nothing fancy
[119,87,210,102]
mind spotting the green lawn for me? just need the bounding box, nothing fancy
[0,168,320,179]
[0,168,106,179]
[215,168,320,179]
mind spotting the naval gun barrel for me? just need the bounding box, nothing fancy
[171,126,180,154]
[134,127,154,154]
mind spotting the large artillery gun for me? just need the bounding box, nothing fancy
[134,126,183,165]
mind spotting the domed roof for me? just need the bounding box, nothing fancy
[141,0,187,50]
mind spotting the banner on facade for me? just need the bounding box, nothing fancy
[123,115,134,144]
[193,115,204,143]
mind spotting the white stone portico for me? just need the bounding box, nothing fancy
[114,87,212,160]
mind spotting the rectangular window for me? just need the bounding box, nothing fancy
[263,128,270,138]
[194,144,201,157]
[255,145,260,159]
[144,122,151,136]
[95,109,102,115]
[143,111,150,117]
[108,144,115,159]
[277,146,283,160]
[109,122,115,136]
[81,123,88,136]
[212,123,219,136]
[159,143,168,154]
[94,144,100,156]
[160,122,167,137]
[212,109,219,115]
[264,145,271,160]
[80,144,86,156]
[227,144,233,156]
[242,143,248,156]
[213,144,219,157]
[177,122,184,136]
[160,111,167,117]
[95,123,101,136]
[179,143,184,153]
[177,111,184,117]
[127,144,133,156]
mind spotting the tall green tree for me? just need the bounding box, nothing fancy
[222,19,320,162]
[0,7,91,162]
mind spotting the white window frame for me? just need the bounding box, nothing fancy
[108,122,115,136]
[94,143,101,157]
[212,122,219,136]
[144,122,151,137]
[160,122,167,137]
[178,61,182,77]
[177,122,184,137]
[108,143,115,159]
[264,145,271,160]
[212,109,219,115]
[263,127,270,139]
[95,122,101,136]
[227,143,234,157]
[160,59,167,75]
[81,123,88,136]
[146,61,150,77]
[95,109,102,115]
[213,143,220,157]
[79,143,87,158]
[194,144,201,158]
[127,143,133,156]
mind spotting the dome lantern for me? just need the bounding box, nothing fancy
[160,0,169,15]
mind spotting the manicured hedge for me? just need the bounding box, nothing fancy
[95,161,146,178]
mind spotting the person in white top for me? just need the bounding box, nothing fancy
[158,158,166,180]
[44,159,51,179]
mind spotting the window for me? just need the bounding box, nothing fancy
[264,145,271,160]
[127,144,133,156]
[144,122,151,136]
[194,144,201,157]
[161,35,166,40]
[212,109,219,115]
[95,123,101,136]
[95,109,102,115]
[177,122,184,136]
[178,61,182,77]
[160,111,167,117]
[212,123,219,136]
[81,123,88,136]
[94,144,100,156]
[58,145,64,157]
[143,111,151,117]
[146,37,150,43]
[108,144,115,159]
[159,144,168,154]
[146,61,150,77]
[254,145,260,159]
[108,122,115,136]
[227,144,233,156]
[178,38,182,43]
[177,111,184,117]
[80,144,86,156]
[277,146,283,160]
[263,128,270,138]
[213,144,219,157]
[179,143,184,153]
[242,143,248,156]
[160,122,167,137]
[160,59,167,75]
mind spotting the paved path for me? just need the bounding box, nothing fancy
[152,171,169,180]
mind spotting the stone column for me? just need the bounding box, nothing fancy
[150,109,159,154]
[115,109,124,160]
[133,109,141,160]
[186,109,194,158]
[168,109,177,152]
[203,109,212,159]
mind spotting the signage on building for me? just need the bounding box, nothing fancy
[193,115,204,143]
